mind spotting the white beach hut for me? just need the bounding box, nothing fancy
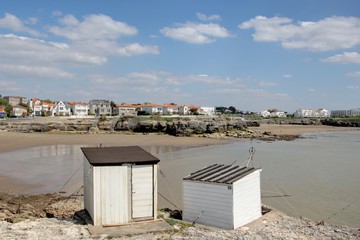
[183,164,262,230]
[81,146,160,226]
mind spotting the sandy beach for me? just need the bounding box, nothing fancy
[0,132,231,154]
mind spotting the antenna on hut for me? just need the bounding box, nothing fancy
[244,147,255,168]
[230,146,256,167]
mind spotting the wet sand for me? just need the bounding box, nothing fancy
[0,132,232,153]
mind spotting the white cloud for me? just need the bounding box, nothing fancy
[0,34,107,66]
[0,63,74,78]
[116,43,159,56]
[308,88,316,92]
[160,22,230,44]
[48,14,138,41]
[239,16,360,51]
[346,71,360,77]
[323,52,360,64]
[196,12,221,22]
[187,74,235,84]
[259,81,277,87]
[0,13,42,37]
[283,74,292,79]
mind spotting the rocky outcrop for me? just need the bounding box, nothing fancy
[321,119,360,127]
[0,117,259,137]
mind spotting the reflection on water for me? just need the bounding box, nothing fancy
[0,145,176,195]
[0,131,359,227]
[0,145,86,194]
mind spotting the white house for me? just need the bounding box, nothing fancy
[294,108,330,118]
[68,102,89,117]
[28,98,41,111]
[33,104,43,116]
[115,104,137,117]
[198,106,216,116]
[261,109,287,118]
[183,164,262,230]
[11,105,27,117]
[52,101,71,116]
[163,103,180,115]
[140,104,163,115]
[81,146,160,226]
[179,105,190,115]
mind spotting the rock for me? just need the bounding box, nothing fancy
[45,198,83,218]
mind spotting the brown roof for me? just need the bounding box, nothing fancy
[81,146,160,166]
[183,164,259,185]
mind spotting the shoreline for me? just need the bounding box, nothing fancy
[1,124,359,153]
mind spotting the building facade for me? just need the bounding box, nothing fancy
[89,99,112,116]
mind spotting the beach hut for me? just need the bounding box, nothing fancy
[182,164,262,230]
[81,146,160,226]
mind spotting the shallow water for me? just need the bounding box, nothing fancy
[0,131,359,227]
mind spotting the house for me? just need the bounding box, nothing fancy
[163,103,180,115]
[42,102,55,116]
[140,103,163,115]
[113,104,137,117]
[28,98,41,110]
[52,101,71,116]
[89,99,112,116]
[11,105,27,117]
[81,146,160,226]
[294,108,330,118]
[0,106,6,118]
[183,164,262,230]
[261,109,287,118]
[178,105,190,115]
[3,96,27,106]
[33,104,43,116]
[198,106,215,116]
[68,102,89,117]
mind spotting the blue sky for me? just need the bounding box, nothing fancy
[0,1,359,112]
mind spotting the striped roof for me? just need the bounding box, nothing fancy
[183,164,259,185]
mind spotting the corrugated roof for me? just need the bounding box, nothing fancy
[183,164,259,185]
[81,146,160,166]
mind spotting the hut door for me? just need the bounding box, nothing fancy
[131,165,154,221]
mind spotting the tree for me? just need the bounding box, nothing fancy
[228,106,237,114]
[0,98,8,106]
[5,104,12,116]
[215,106,227,114]
[42,99,54,104]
